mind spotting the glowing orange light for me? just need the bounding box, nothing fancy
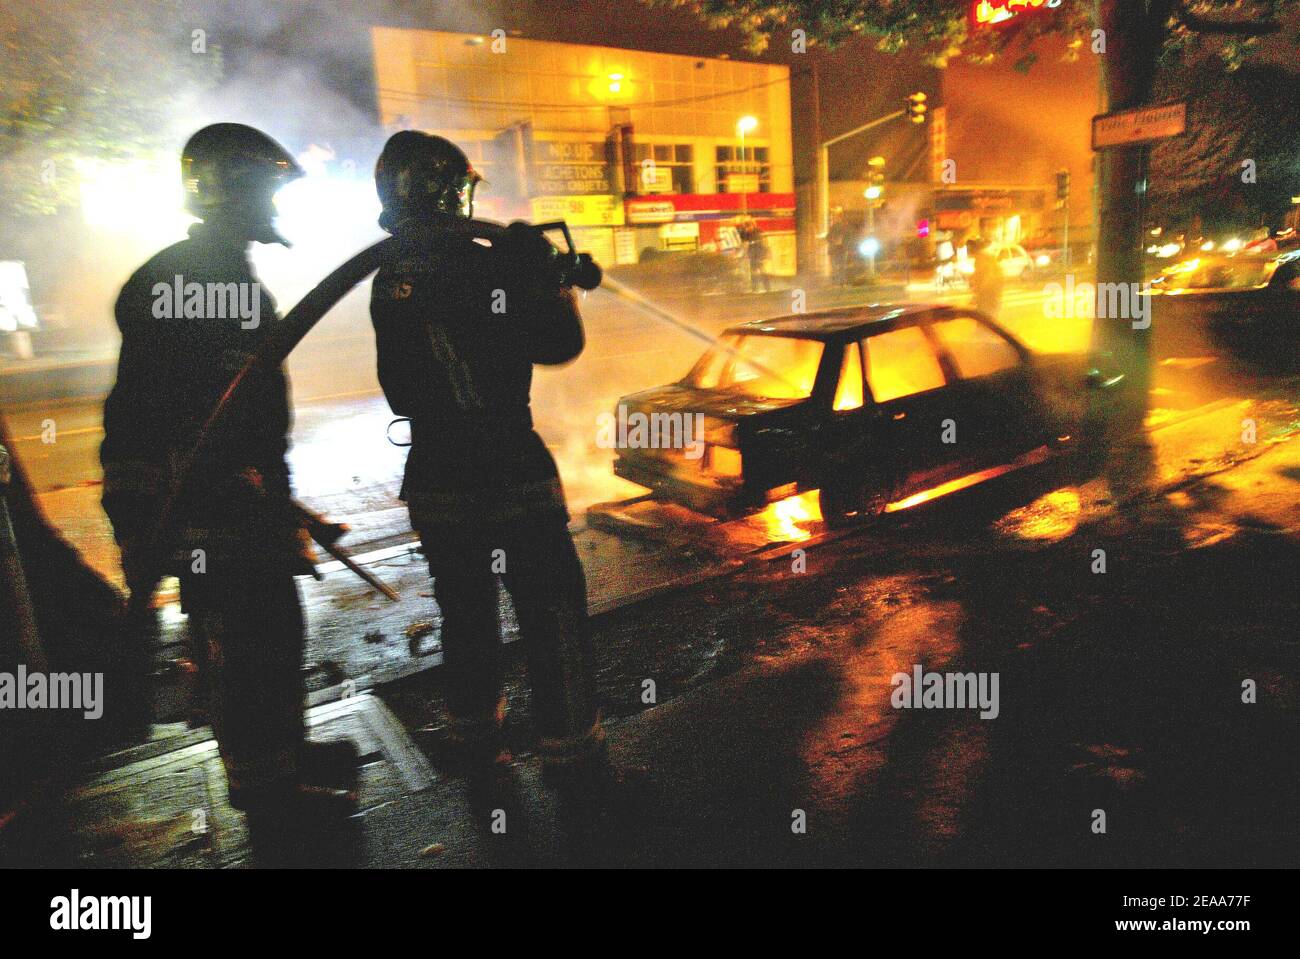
[589,72,633,102]
[993,487,1081,541]
[833,345,864,411]
[974,0,1052,27]
[753,490,822,542]
[709,445,743,477]
[885,464,1018,512]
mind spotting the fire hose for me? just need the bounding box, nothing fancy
[126,217,602,622]
[124,235,400,624]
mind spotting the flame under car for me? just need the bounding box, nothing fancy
[612,304,1068,527]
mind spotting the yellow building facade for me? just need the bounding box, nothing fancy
[371,27,797,274]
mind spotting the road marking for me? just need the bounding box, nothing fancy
[14,425,103,443]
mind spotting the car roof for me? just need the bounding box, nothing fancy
[724,303,957,341]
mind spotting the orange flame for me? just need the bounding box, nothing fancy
[752,490,822,542]
[885,464,1017,512]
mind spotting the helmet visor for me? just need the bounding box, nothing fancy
[456,171,481,218]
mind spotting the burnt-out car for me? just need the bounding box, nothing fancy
[612,304,1070,527]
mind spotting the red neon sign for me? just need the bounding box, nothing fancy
[973,0,1058,27]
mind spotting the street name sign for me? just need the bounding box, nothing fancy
[1092,102,1187,149]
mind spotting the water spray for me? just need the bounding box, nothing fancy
[595,274,803,394]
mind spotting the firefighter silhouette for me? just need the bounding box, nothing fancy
[100,124,356,834]
[370,131,604,773]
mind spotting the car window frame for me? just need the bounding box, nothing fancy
[683,330,826,402]
[860,321,952,404]
[827,338,867,413]
[923,312,1027,382]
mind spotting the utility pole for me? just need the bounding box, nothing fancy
[737,115,758,216]
[810,59,824,276]
[816,94,925,278]
[1056,169,1072,268]
[865,156,886,277]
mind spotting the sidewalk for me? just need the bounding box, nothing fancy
[0,350,117,404]
[51,693,439,868]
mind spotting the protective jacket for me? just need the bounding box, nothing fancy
[369,223,584,529]
[100,220,305,571]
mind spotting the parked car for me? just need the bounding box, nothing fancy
[986,243,1034,280]
[612,304,1073,527]
[0,261,39,335]
[1150,249,1300,370]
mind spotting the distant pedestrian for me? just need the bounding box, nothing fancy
[968,237,1004,319]
[826,207,850,286]
[739,216,771,293]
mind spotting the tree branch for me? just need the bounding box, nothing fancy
[1176,1,1282,35]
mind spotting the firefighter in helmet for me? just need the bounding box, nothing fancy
[370,130,605,777]
[100,123,355,846]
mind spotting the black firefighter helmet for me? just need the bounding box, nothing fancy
[375,130,481,231]
[181,123,303,245]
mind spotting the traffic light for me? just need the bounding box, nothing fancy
[907,92,927,124]
[1056,169,1071,202]
[866,155,885,201]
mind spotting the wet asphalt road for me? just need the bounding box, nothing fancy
[9,278,1299,866]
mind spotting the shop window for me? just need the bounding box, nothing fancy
[715,145,771,193]
[632,142,694,194]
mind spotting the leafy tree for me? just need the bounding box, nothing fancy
[0,0,219,218]
[1148,61,1300,230]
[647,0,1298,382]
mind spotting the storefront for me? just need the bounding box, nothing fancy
[624,192,796,274]
[370,27,797,274]
[930,185,1048,247]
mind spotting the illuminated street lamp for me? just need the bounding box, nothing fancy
[864,156,886,276]
[737,115,758,213]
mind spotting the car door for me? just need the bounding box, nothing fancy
[816,338,894,499]
[926,313,1037,467]
[861,323,961,495]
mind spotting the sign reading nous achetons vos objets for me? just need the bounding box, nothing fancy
[1092,102,1188,150]
[529,140,612,195]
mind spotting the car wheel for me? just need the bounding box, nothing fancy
[819,476,888,530]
